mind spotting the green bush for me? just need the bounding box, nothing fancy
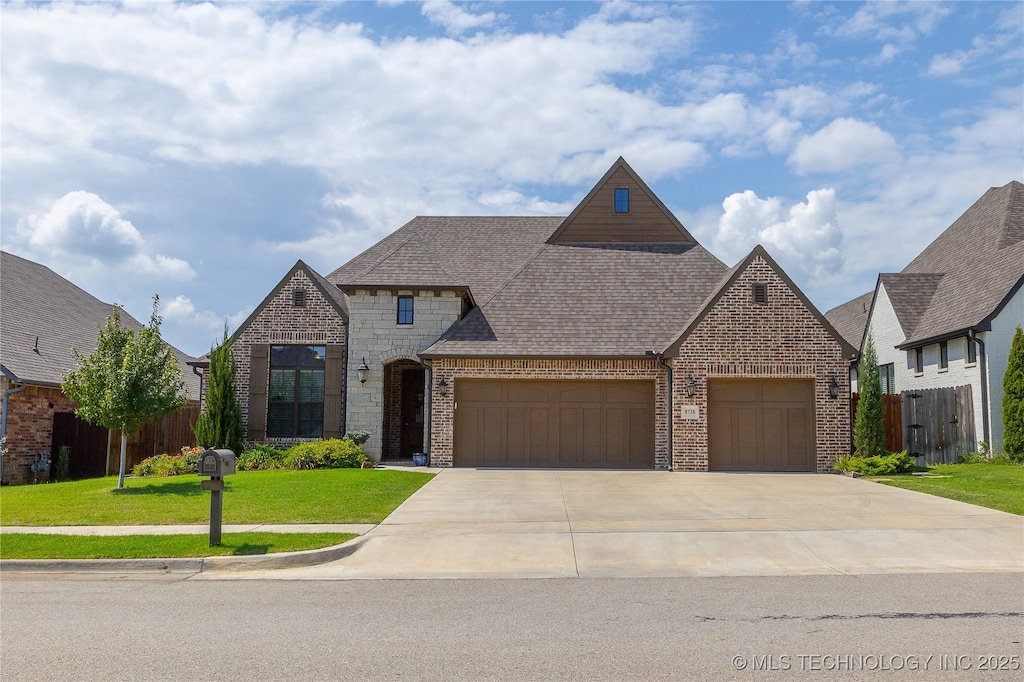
[283,439,367,470]
[835,450,915,476]
[131,446,203,477]
[236,444,287,471]
[343,431,371,446]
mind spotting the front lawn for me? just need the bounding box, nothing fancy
[874,462,1024,515]
[0,469,434,526]
[0,532,356,559]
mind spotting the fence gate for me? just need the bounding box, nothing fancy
[51,412,109,480]
[902,385,976,465]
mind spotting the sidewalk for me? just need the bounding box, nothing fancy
[0,524,375,536]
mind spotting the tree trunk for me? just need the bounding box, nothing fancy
[117,433,128,489]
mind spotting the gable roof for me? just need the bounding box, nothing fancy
[877,272,945,338]
[546,157,696,244]
[662,245,857,358]
[228,259,348,347]
[0,251,200,397]
[824,291,873,351]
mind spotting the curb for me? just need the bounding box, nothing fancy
[0,535,368,575]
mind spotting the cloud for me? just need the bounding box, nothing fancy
[421,1,503,36]
[788,118,900,174]
[826,2,951,45]
[712,188,844,281]
[162,295,248,347]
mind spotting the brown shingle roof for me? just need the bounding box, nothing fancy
[878,273,945,338]
[0,251,200,397]
[824,291,873,350]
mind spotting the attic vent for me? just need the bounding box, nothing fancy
[752,282,768,304]
[292,289,306,308]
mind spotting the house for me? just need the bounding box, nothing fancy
[0,251,200,485]
[826,180,1024,456]
[209,158,855,472]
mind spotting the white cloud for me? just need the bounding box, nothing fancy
[712,188,844,281]
[162,295,248,347]
[788,118,900,174]
[827,2,951,44]
[421,1,502,37]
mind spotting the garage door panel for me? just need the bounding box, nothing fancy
[762,407,784,465]
[762,383,810,402]
[786,407,810,468]
[559,385,602,404]
[460,382,504,402]
[481,406,505,466]
[606,383,651,404]
[628,407,654,466]
[506,384,549,403]
[710,382,757,402]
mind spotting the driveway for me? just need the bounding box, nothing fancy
[206,469,1024,580]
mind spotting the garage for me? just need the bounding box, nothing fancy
[708,379,815,472]
[454,379,655,468]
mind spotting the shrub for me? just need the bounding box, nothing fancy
[853,334,886,457]
[236,444,287,471]
[283,439,367,470]
[131,446,203,477]
[1003,325,1024,462]
[835,450,915,476]
[343,431,371,446]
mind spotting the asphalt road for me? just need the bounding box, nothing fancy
[2,572,1022,681]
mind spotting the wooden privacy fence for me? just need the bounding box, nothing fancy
[107,403,200,474]
[850,393,903,453]
[902,385,976,465]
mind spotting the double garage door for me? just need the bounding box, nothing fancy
[708,379,816,472]
[454,380,654,468]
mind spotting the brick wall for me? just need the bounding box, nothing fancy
[232,268,347,448]
[428,358,670,468]
[1,378,76,485]
[671,255,850,473]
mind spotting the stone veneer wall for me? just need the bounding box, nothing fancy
[1,378,76,485]
[428,358,670,468]
[231,269,347,448]
[672,256,849,473]
[346,289,463,460]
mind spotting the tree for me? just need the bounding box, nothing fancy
[63,297,187,489]
[193,325,244,456]
[853,333,887,457]
[1003,325,1024,460]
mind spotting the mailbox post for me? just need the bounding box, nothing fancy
[198,449,235,546]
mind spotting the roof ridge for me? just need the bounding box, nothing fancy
[998,180,1024,250]
[475,241,552,308]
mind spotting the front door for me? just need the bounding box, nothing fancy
[400,369,425,457]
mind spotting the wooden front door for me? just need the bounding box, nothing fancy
[400,368,425,457]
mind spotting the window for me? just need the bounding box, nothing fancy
[752,282,768,304]
[914,347,924,374]
[879,363,895,394]
[267,345,325,438]
[397,296,414,325]
[939,341,948,370]
[614,188,630,214]
[967,337,977,364]
[292,289,306,308]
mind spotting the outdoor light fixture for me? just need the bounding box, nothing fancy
[437,377,449,396]
[828,375,840,399]
[684,376,696,398]
[357,358,369,384]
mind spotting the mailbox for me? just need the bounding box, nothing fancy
[198,449,236,477]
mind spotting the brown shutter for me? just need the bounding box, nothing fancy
[248,344,269,441]
[323,345,345,439]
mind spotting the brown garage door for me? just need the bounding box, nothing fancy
[708,379,815,472]
[455,380,654,468]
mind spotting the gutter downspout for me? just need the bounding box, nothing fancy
[191,365,205,412]
[968,329,990,446]
[2,374,28,484]
[648,351,673,471]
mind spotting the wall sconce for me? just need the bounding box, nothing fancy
[357,358,369,384]
[437,377,448,396]
[828,375,840,399]
[684,376,696,398]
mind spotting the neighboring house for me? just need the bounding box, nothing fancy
[0,251,200,485]
[827,181,1024,455]
[208,158,854,472]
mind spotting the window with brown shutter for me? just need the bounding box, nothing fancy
[248,345,270,441]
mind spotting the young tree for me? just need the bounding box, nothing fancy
[1003,325,1024,460]
[853,333,887,457]
[193,325,244,456]
[63,297,187,489]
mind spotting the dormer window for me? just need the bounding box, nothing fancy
[613,188,630,214]
[292,289,306,308]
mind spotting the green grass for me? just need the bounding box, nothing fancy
[874,461,1024,515]
[0,469,434,526]
[0,532,356,559]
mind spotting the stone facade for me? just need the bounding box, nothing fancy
[232,268,347,448]
[428,358,671,468]
[0,378,76,485]
[671,255,850,473]
[345,289,463,460]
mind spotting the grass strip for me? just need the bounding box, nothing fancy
[0,532,357,559]
[875,462,1024,515]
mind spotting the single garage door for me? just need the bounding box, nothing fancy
[455,380,654,468]
[708,379,815,472]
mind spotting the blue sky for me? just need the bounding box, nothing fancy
[2,1,1021,358]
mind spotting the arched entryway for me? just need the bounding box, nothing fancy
[382,359,426,460]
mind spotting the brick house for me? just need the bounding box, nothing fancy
[0,251,200,485]
[214,158,855,471]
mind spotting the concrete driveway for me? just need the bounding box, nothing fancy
[209,469,1024,580]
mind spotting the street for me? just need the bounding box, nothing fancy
[2,572,1022,680]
